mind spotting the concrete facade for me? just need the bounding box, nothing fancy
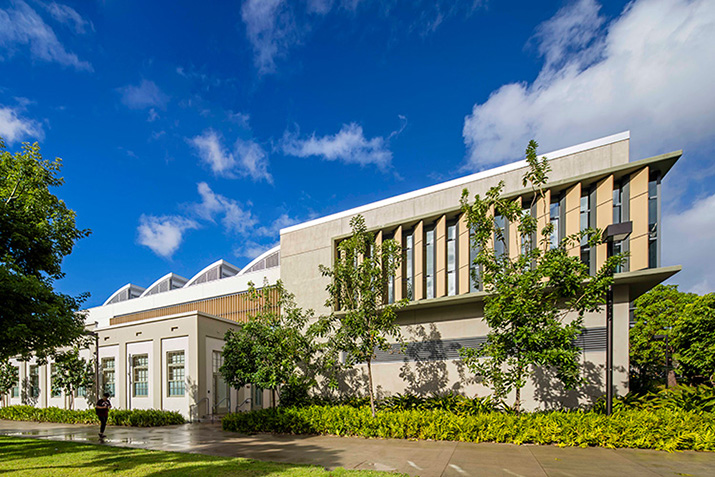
[3,132,682,415]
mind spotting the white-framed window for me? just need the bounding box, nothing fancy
[50,364,61,398]
[11,366,20,398]
[252,384,263,406]
[101,357,115,397]
[424,226,435,299]
[132,354,149,397]
[446,222,457,296]
[29,365,39,398]
[550,199,560,249]
[580,190,592,269]
[167,351,185,397]
[404,230,414,300]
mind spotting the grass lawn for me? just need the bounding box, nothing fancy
[0,436,405,476]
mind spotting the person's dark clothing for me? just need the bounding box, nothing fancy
[96,398,111,435]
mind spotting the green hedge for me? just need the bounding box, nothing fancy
[223,405,715,452]
[0,406,185,427]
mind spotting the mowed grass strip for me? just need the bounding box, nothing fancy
[0,436,404,477]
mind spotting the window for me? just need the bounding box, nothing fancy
[648,172,660,268]
[494,215,507,258]
[212,350,223,374]
[11,367,19,398]
[550,199,560,249]
[469,228,480,293]
[580,191,591,270]
[425,226,435,299]
[29,365,39,398]
[132,354,149,397]
[252,384,263,407]
[613,184,622,224]
[167,351,185,397]
[50,364,61,398]
[76,386,86,398]
[446,222,457,296]
[384,233,395,304]
[521,207,533,255]
[404,230,414,300]
[101,357,115,397]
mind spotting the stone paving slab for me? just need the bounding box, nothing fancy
[1,420,714,477]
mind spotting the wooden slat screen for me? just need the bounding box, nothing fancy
[109,288,281,326]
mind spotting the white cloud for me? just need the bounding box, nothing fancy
[0,106,43,144]
[256,213,300,237]
[118,80,169,110]
[137,215,199,258]
[282,122,393,171]
[45,2,92,34]
[147,108,159,122]
[241,0,299,75]
[463,0,715,169]
[192,182,257,234]
[663,194,715,294]
[190,130,272,183]
[0,0,91,71]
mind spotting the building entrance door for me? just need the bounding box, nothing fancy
[212,351,229,414]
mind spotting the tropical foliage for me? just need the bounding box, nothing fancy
[459,140,623,411]
[0,405,185,426]
[52,348,95,409]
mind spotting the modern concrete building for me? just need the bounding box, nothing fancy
[5,131,681,415]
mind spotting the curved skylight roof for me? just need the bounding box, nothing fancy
[103,283,146,306]
[140,273,188,298]
[184,259,240,287]
[238,246,280,275]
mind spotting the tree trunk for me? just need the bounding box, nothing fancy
[514,386,521,414]
[367,358,376,418]
[667,370,678,388]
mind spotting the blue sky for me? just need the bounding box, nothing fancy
[1,0,714,307]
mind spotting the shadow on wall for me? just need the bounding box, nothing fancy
[314,365,369,399]
[533,361,628,410]
[399,324,475,396]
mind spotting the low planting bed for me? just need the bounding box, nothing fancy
[222,405,715,452]
[0,405,185,427]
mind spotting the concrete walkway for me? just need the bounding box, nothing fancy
[1,420,714,477]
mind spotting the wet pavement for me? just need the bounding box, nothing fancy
[1,419,714,476]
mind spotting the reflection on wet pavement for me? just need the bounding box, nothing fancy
[2,419,715,477]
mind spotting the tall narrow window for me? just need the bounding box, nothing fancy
[167,351,185,397]
[29,365,39,398]
[425,226,435,299]
[494,215,507,258]
[469,228,480,293]
[580,191,591,269]
[11,367,19,398]
[252,384,263,407]
[102,358,115,397]
[550,199,560,249]
[648,172,660,268]
[132,354,149,397]
[446,222,457,296]
[613,184,622,224]
[50,364,61,397]
[212,351,228,410]
[383,233,395,304]
[405,230,414,300]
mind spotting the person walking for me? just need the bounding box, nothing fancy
[95,392,112,439]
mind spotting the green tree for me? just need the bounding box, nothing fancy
[673,293,715,386]
[53,348,95,409]
[0,139,91,361]
[318,215,407,417]
[0,360,19,406]
[221,281,316,407]
[630,284,697,391]
[458,141,623,412]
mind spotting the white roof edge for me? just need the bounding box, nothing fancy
[280,131,631,235]
[139,272,188,298]
[184,259,241,288]
[102,283,145,307]
[237,245,281,276]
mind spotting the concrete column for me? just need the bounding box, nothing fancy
[153,338,162,409]
[596,175,614,270]
[564,183,581,257]
[394,225,403,301]
[414,220,424,301]
[509,197,522,261]
[458,213,470,294]
[630,167,649,271]
[535,190,551,252]
[435,215,447,298]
